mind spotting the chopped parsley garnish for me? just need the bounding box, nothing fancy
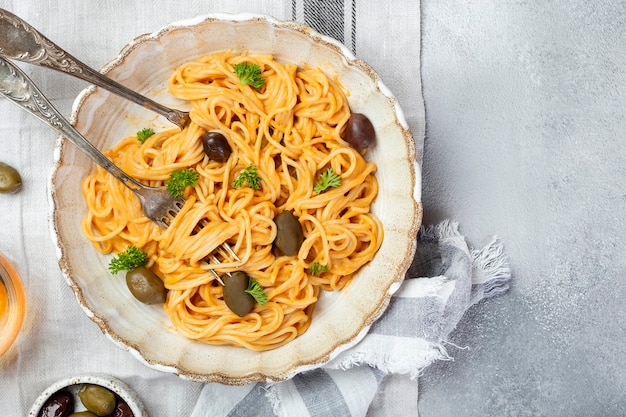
[314,168,341,193]
[108,245,148,274]
[232,164,262,191]
[309,262,329,276]
[166,168,199,198]
[137,127,155,143]
[246,279,268,306]
[233,62,265,90]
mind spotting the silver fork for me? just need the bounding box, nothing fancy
[0,8,190,129]
[0,56,236,282]
[0,55,185,228]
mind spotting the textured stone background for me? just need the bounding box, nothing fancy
[418,1,626,415]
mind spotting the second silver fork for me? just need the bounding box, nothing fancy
[0,56,237,281]
[0,55,184,229]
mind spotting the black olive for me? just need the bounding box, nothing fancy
[273,211,303,257]
[38,390,74,417]
[342,113,376,151]
[125,266,167,305]
[112,399,134,417]
[202,131,232,162]
[222,271,255,317]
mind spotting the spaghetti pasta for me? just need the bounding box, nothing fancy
[81,51,383,351]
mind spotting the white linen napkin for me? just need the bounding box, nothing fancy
[190,220,511,417]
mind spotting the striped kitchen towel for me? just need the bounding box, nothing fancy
[190,220,511,417]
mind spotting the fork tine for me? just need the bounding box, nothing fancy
[219,242,241,262]
[134,187,185,228]
[136,185,240,285]
[208,263,225,286]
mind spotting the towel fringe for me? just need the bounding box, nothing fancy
[470,237,512,303]
[329,341,452,380]
[263,385,282,417]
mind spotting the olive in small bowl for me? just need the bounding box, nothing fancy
[37,390,73,417]
[112,399,134,417]
[78,384,116,416]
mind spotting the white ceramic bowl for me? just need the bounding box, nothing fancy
[49,13,421,384]
[28,374,147,417]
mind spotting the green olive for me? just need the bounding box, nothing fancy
[222,271,255,317]
[68,413,98,417]
[126,266,167,304]
[273,211,303,256]
[0,162,22,193]
[77,384,116,416]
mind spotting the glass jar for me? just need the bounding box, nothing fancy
[0,252,26,355]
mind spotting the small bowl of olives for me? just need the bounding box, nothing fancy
[28,374,147,417]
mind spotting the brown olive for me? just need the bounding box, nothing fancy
[77,384,116,416]
[273,211,303,256]
[68,413,98,417]
[202,131,232,162]
[222,271,255,317]
[38,390,74,417]
[112,399,135,417]
[342,113,376,151]
[0,161,22,193]
[125,266,167,304]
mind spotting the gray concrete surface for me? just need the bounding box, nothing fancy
[418,1,626,416]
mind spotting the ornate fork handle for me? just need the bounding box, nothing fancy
[0,55,189,229]
[0,8,189,129]
[0,56,145,191]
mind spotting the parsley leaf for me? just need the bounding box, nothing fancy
[108,245,148,274]
[232,164,262,191]
[314,168,341,193]
[166,168,199,198]
[245,279,268,306]
[137,127,155,143]
[233,62,265,90]
[309,262,329,276]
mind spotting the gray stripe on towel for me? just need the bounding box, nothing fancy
[226,383,276,417]
[294,368,353,417]
[303,0,345,43]
[293,0,356,53]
